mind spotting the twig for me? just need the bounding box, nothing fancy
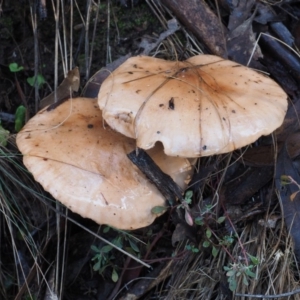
[127,148,183,205]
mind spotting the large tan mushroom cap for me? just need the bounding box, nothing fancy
[98,55,288,157]
[16,98,193,230]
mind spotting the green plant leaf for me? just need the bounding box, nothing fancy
[186,244,199,253]
[248,254,259,265]
[112,236,123,249]
[212,246,219,257]
[103,226,110,233]
[226,270,235,277]
[220,235,235,246]
[228,279,237,292]
[242,275,249,286]
[111,268,119,282]
[151,206,167,215]
[128,238,140,253]
[9,62,24,72]
[15,105,26,132]
[217,216,226,224]
[245,267,256,278]
[91,245,100,253]
[93,260,101,271]
[192,247,199,253]
[27,74,46,88]
[195,216,204,226]
[101,245,113,253]
[203,240,210,248]
[206,229,212,239]
[185,190,193,200]
[280,175,293,186]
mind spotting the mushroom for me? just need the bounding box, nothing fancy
[98,55,288,157]
[16,97,193,230]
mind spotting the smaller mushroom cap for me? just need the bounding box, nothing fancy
[16,98,193,230]
[98,55,288,157]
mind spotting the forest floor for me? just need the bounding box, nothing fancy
[1,1,300,299]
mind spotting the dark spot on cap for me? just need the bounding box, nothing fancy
[128,71,133,74]
[157,131,160,134]
[202,145,207,150]
[87,124,94,129]
[168,97,175,110]
[232,110,236,113]
[43,158,48,161]
[159,104,164,107]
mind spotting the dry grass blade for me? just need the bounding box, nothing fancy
[0,139,54,299]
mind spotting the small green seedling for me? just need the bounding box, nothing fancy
[186,244,199,253]
[224,262,257,291]
[15,105,26,132]
[9,62,46,89]
[177,190,194,226]
[9,62,24,72]
[184,190,193,204]
[91,241,119,282]
[27,74,46,88]
[91,227,141,282]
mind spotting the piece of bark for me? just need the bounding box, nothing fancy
[227,0,255,31]
[239,145,277,167]
[256,3,295,47]
[259,32,300,85]
[39,67,80,109]
[263,57,299,97]
[226,1,263,68]
[188,163,217,193]
[82,54,131,98]
[224,165,274,205]
[276,136,300,262]
[275,97,300,142]
[127,149,183,205]
[160,0,228,58]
